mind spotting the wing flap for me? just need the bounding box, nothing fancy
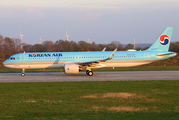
[79,48,117,67]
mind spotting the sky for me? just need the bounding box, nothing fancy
[0,0,179,45]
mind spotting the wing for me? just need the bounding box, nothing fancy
[78,48,117,68]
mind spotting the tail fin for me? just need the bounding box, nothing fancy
[146,27,173,51]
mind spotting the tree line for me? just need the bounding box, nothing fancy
[0,35,179,59]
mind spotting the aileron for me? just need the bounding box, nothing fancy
[78,48,117,67]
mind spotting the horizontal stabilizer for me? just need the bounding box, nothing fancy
[156,53,176,58]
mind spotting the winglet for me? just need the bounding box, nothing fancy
[102,47,106,52]
[108,48,117,59]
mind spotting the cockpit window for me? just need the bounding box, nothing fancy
[10,57,15,60]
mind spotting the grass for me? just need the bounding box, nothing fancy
[0,81,179,119]
[0,66,179,73]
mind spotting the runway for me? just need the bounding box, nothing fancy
[0,71,179,82]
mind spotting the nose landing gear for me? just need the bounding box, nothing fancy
[21,69,25,77]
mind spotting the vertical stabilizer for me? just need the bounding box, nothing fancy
[146,27,173,51]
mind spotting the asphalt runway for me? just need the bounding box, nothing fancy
[0,71,179,83]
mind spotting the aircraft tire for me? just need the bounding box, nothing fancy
[88,71,93,76]
[21,73,25,77]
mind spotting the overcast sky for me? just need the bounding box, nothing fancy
[0,0,179,45]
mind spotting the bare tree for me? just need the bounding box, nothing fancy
[123,43,134,51]
[109,41,123,51]
[78,41,90,51]
[3,37,15,58]
[23,44,33,52]
[42,41,54,52]
[31,44,46,52]
[90,42,99,51]
[14,38,21,53]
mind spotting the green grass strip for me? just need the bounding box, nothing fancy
[0,81,179,119]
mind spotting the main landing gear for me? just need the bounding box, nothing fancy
[86,70,93,76]
[21,69,25,77]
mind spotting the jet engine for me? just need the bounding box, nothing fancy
[64,63,79,74]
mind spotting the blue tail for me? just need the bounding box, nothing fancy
[146,27,173,51]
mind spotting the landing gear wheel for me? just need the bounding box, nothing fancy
[21,73,25,77]
[88,71,93,76]
[21,69,25,77]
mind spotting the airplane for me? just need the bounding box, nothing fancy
[3,27,176,76]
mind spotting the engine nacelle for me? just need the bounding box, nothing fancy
[64,64,79,74]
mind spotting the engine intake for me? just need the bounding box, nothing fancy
[64,64,79,74]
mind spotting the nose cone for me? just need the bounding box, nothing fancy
[3,60,8,68]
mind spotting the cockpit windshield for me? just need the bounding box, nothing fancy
[10,57,15,60]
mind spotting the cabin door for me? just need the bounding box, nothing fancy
[20,55,25,63]
[144,52,149,60]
